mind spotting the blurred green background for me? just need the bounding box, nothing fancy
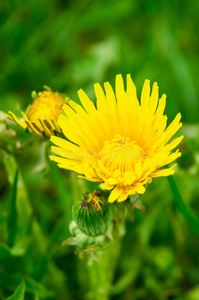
[0,0,199,299]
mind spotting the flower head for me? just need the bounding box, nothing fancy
[50,74,183,203]
[5,89,67,137]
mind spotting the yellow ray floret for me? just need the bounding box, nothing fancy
[5,90,68,137]
[50,74,183,203]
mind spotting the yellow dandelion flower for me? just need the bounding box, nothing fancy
[5,89,68,137]
[50,74,183,203]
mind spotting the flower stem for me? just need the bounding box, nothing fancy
[83,214,125,300]
[85,252,111,300]
[84,239,122,300]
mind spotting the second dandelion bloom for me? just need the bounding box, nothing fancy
[6,89,68,137]
[50,75,183,203]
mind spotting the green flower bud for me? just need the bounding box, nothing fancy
[72,190,113,237]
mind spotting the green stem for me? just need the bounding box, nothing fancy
[168,175,199,236]
[86,253,111,300]
[84,239,122,300]
[83,213,125,300]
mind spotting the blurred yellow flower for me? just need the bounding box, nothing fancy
[5,90,67,137]
[50,74,183,203]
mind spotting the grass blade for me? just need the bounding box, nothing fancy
[168,175,199,236]
[7,169,18,247]
[6,280,25,300]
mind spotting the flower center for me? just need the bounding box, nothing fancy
[28,91,65,122]
[98,135,145,172]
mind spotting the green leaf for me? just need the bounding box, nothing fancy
[168,175,199,236]
[34,217,67,280]
[0,151,32,237]
[34,294,39,300]
[0,242,12,260]
[6,280,25,300]
[0,272,53,298]
[50,161,72,228]
[186,285,199,300]
[10,236,33,257]
[7,169,18,247]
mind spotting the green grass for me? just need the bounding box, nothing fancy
[0,0,199,299]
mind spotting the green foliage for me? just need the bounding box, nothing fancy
[168,175,199,236]
[7,169,18,247]
[6,280,25,300]
[0,0,199,299]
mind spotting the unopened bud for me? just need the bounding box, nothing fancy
[73,190,113,237]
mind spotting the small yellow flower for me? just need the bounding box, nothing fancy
[50,74,184,203]
[5,89,67,137]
